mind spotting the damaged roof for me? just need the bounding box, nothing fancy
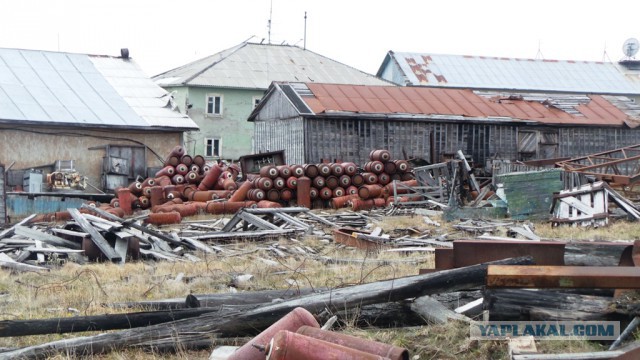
[377,51,640,95]
[153,42,391,89]
[250,82,640,127]
[0,48,198,130]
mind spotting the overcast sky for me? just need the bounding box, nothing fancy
[1,0,639,77]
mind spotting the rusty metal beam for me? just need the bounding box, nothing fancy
[487,265,640,289]
[452,240,565,267]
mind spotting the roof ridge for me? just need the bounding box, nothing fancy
[152,42,248,80]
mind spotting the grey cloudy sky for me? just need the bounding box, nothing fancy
[1,0,639,77]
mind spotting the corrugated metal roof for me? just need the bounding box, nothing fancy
[264,82,640,127]
[0,48,198,130]
[153,42,391,89]
[377,52,640,95]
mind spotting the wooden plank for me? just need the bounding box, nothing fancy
[68,208,121,262]
[0,214,37,240]
[14,226,81,249]
[0,253,49,272]
[34,240,45,264]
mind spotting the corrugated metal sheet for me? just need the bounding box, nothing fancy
[295,83,635,126]
[0,48,198,130]
[378,52,640,95]
[153,42,391,89]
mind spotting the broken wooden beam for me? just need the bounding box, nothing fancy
[67,208,121,262]
[487,265,640,289]
[0,256,533,359]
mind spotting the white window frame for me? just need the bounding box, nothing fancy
[252,96,262,109]
[205,138,221,158]
[206,94,223,116]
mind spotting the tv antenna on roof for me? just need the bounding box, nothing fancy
[267,0,273,44]
[622,38,639,59]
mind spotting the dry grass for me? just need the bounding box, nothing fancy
[0,212,632,359]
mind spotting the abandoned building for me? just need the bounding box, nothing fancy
[0,47,199,196]
[249,81,640,167]
[153,41,391,161]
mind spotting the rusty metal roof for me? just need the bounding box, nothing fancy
[0,48,198,130]
[153,42,391,89]
[377,52,640,95]
[254,82,640,127]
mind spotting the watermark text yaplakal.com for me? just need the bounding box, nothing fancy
[470,321,620,340]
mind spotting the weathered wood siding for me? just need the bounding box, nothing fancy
[253,89,306,164]
[0,125,182,191]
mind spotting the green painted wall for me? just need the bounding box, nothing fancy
[168,86,265,161]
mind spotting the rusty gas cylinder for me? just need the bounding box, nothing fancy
[303,164,319,178]
[226,307,320,360]
[317,163,331,177]
[260,165,279,179]
[289,164,305,178]
[296,176,311,209]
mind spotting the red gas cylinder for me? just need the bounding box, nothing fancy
[280,188,293,202]
[285,176,298,189]
[256,177,274,191]
[339,175,351,188]
[351,174,365,186]
[180,154,193,167]
[277,165,292,178]
[370,149,391,163]
[296,326,408,360]
[296,176,311,209]
[332,187,345,198]
[317,163,331,177]
[312,176,325,189]
[155,165,175,178]
[273,177,286,190]
[329,163,344,176]
[265,330,391,360]
[198,165,223,191]
[393,159,410,173]
[362,172,379,185]
[260,165,279,179]
[303,164,319,178]
[226,307,320,360]
[229,180,253,202]
[364,161,385,174]
[358,184,383,200]
[289,164,305,178]
[325,176,339,189]
[342,162,357,176]
[128,181,143,196]
[175,163,189,176]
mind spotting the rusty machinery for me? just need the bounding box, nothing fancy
[46,160,87,191]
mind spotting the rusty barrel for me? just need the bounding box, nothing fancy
[185,171,200,184]
[384,161,397,175]
[247,188,266,201]
[351,174,365,186]
[155,165,175,178]
[192,154,205,168]
[286,176,298,189]
[128,181,143,196]
[260,165,279,179]
[165,145,185,164]
[317,163,331,177]
[378,173,391,186]
[290,164,305,177]
[277,165,292,178]
[350,198,375,211]
[339,175,351,188]
[312,176,325,189]
[198,165,223,191]
[280,188,293,202]
[325,176,339,189]
[149,186,165,207]
[319,187,333,200]
[393,159,410,173]
[146,211,182,225]
[258,200,282,208]
[332,187,345,198]
[364,161,385,174]
[180,154,193,167]
[229,180,253,202]
[116,188,133,215]
[362,172,378,185]
[303,164,319,178]
[166,156,180,167]
[296,176,311,209]
[227,308,320,360]
[265,330,390,360]
[296,326,408,360]
[267,189,280,202]
[141,178,156,188]
[358,184,383,200]
[138,196,150,209]
[330,163,344,176]
[342,162,357,176]
[175,163,189,176]
[345,185,359,195]
[273,177,286,190]
[256,177,274,191]
[171,174,185,185]
[369,149,391,163]
[331,194,359,209]
[222,178,237,191]
[205,201,256,215]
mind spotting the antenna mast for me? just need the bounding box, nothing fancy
[268,0,273,44]
[303,11,307,50]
